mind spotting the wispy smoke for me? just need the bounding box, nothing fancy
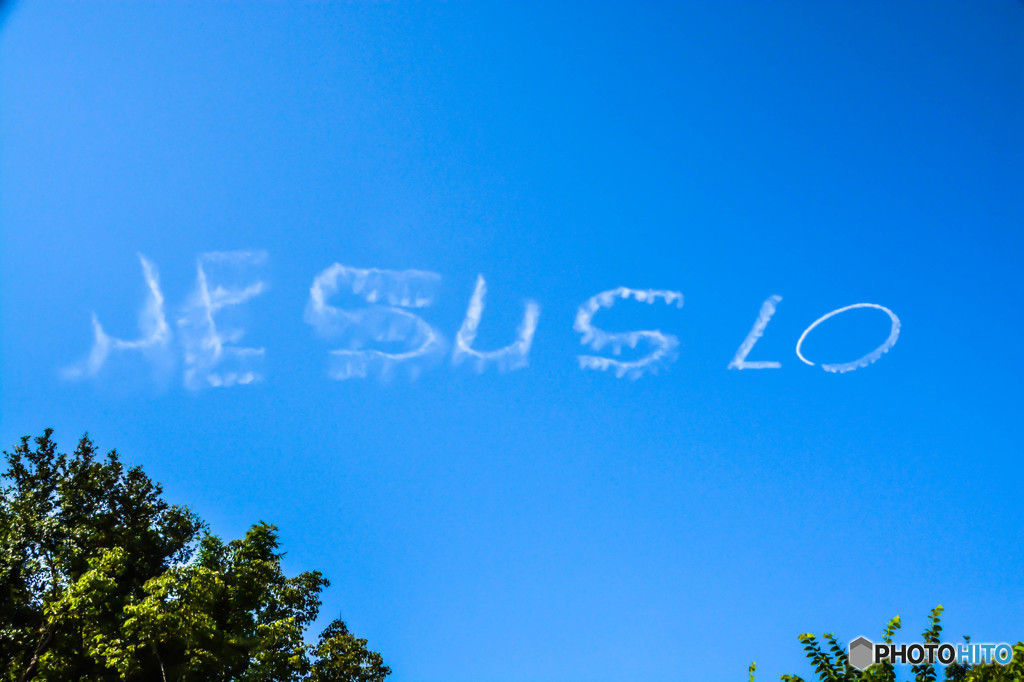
[573,287,684,379]
[452,275,540,373]
[178,251,268,389]
[62,254,172,380]
[728,295,783,370]
[795,302,901,373]
[305,264,446,380]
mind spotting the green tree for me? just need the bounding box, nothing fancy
[0,429,390,682]
[753,605,1023,682]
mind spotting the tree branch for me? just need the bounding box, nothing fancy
[153,642,169,682]
[18,622,56,682]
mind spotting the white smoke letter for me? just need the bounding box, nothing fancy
[728,295,783,370]
[305,264,445,380]
[573,287,684,379]
[452,275,540,373]
[795,302,901,373]
[178,251,268,389]
[63,254,171,379]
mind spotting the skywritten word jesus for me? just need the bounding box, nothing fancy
[62,251,901,389]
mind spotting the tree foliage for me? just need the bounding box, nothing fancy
[0,429,390,682]
[754,605,1023,682]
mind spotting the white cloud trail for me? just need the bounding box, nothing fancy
[573,287,683,379]
[452,275,540,373]
[305,264,445,380]
[178,251,268,389]
[728,295,783,370]
[795,302,901,373]
[62,254,171,379]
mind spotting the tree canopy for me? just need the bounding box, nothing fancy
[752,605,1023,682]
[0,429,390,682]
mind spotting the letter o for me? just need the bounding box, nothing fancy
[795,303,901,373]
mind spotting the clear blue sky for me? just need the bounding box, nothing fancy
[2,2,1022,680]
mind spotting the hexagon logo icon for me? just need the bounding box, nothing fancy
[849,636,875,671]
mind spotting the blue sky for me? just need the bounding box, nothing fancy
[1,2,1022,680]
